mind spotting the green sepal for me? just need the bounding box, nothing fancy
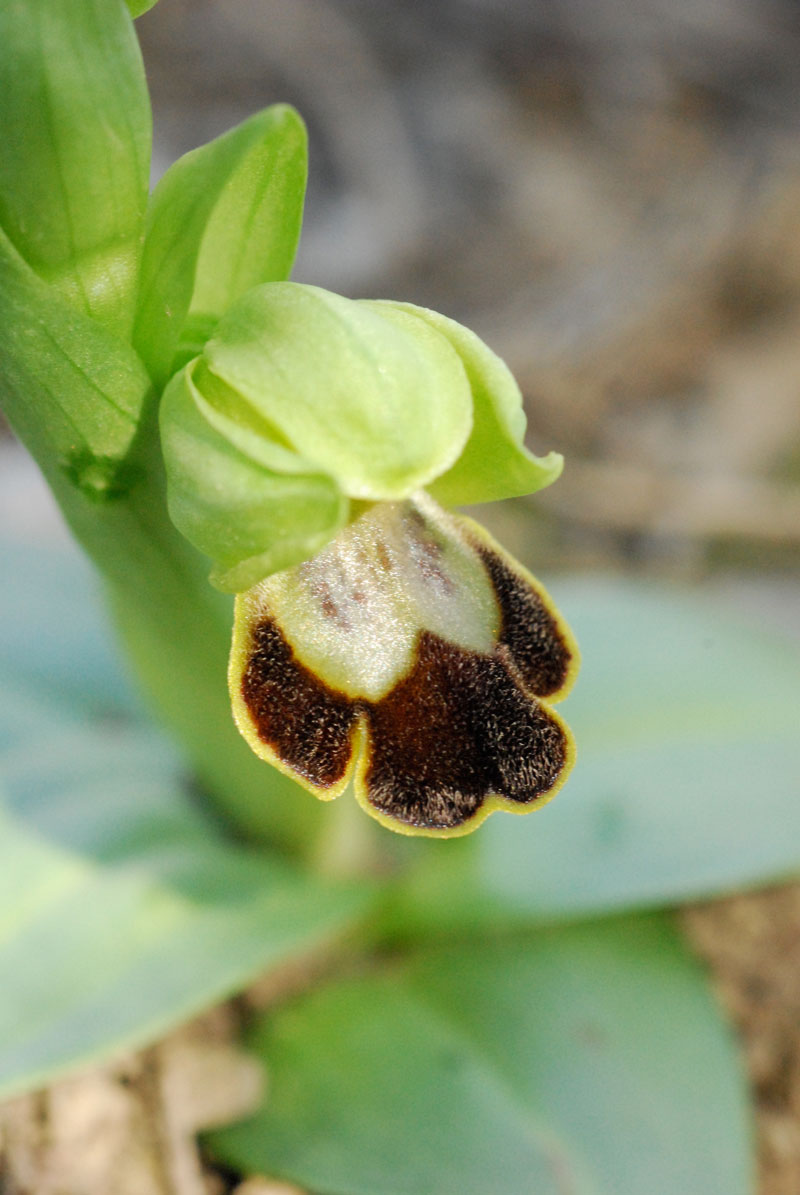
[0,228,152,502]
[160,359,348,592]
[203,282,474,501]
[0,0,151,338]
[134,106,307,390]
[368,301,563,505]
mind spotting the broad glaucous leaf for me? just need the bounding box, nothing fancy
[390,576,800,929]
[210,918,752,1195]
[0,539,139,719]
[0,537,371,1099]
[134,106,307,389]
[0,0,151,337]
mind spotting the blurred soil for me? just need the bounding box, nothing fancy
[2,1,800,1190]
[685,888,800,1195]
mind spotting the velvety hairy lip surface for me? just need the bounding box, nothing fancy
[241,618,359,790]
[473,538,573,699]
[363,631,569,830]
[230,496,578,837]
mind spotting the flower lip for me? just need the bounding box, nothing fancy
[229,496,578,838]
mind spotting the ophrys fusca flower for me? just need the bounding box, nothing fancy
[161,281,579,836]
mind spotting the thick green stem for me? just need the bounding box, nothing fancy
[30,410,327,856]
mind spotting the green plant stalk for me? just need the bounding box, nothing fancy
[27,404,327,856]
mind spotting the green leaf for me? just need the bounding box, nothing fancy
[0,0,151,337]
[0,229,152,501]
[134,106,307,389]
[482,578,800,916]
[392,578,800,930]
[0,702,370,1100]
[0,538,367,1098]
[368,301,563,505]
[210,918,753,1195]
[0,538,140,718]
[125,0,159,15]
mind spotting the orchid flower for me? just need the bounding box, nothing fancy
[160,282,579,836]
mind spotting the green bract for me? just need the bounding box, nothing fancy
[135,105,307,390]
[0,0,150,339]
[160,282,562,591]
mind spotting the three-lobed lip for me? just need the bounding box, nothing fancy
[229,494,579,837]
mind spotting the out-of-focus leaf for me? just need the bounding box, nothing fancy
[134,106,307,389]
[0,712,370,1101]
[0,538,138,718]
[0,230,152,502]
[391,577,800,930]
[0,534,370,1098]
[210,918,752,1195]
[0,0,150,337]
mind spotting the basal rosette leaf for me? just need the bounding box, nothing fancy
[210,919,752,1195]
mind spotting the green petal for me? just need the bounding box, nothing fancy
[368,301,563,505]
[0,0,151,337]
[160,362,348,592]
[204,282,474,501]
[134,106,307,389]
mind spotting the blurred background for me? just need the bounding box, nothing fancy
[1,1,799,1189]
[4,0,800,596]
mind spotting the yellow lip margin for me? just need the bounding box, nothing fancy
[227,514,580,837]
[351,702,576,839]
[457,511,581,705]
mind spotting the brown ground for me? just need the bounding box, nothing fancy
[684,886,800,1195]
